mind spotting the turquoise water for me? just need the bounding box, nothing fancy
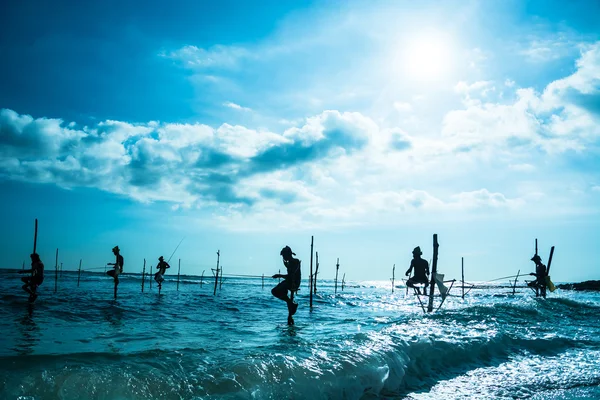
[1,269,599,399]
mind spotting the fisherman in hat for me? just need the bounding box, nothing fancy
[528,254,547,297]
[272,246,301,324]
[18,253,44,302]
[154,256,171,290]
[106,246,124,299]
[405,246,430,295]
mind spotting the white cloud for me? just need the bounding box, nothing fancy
[160,45,252,69]
[223,102,252,112]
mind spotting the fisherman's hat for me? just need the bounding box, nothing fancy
[112,246,120,252]
[531,254,541,262]
[412,246,422,255]
[159,256,164,261]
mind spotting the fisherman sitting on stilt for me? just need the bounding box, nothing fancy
[406,246,430,295]
[106,246,124,299]
[18,253,44,302]
[155,256,171,290]
[272,246,301,325]
[528,254,547,297]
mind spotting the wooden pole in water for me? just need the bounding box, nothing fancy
[33,219,38,254]
[341,273,345,291]
[22,261,25,270]
[313,252,319,294]
[512,270,520,295]
[544,246,555,299]
[461,257,465,299]
[391,264,395,294]
[213,250,220,295]
[200,270,204,287]
[177,258,181,291]
[60,262,63,277]
[334,258,339,295]
[54,248,58,293]
[149,265,153,289]
[77,259,82,287]
[535,238,538,255]
[427,234,439,313]
[262,274,264,289]
[309,236,314,309]
[141,259,146,292]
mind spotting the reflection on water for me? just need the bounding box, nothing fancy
[13,304,39,355]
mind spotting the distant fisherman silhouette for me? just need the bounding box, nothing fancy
[405,246,430,295]
[272,246,301,325]
[106,246,124,299]
[528,254,547,297]
[18,253,44,302]
[155,256,171,290]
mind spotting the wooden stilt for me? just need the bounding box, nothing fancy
[60,262,63,277]
[177,258,181,291]
[77,259,82,287]
[141,259,146,292]
[334,258,340,295]
[427,234,439,313]
[309,236,314,309]
[220,266,224,290]
[262,274,264,289]
[391,264,395,294]
[149,265,153,289]
[33,219,38,254]
[341,273,345,291]
[200,270,204,287]
[512,270,520,295]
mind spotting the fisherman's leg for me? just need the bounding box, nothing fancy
[21,277,33,295]
[271,281,291,303]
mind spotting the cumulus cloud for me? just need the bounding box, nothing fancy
[0,108,374,209]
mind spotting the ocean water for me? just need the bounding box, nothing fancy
[1,269,599,400]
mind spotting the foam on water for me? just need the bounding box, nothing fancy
[1,270,599,399]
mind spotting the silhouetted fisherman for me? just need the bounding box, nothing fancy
[405,246,430,295]
[18,253,44,302]
[106,246,124,299]
[272,246,301,325]
[155,256,171,290]
[528,254,547,297]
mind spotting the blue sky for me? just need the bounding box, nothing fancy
[1,0,599,282]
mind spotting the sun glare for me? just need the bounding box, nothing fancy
[403,33,454,81]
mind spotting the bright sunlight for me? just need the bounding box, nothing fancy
[404,33,454,81]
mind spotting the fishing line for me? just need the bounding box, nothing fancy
[167,237,185,263]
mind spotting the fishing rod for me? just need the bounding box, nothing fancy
[167,237,185,263]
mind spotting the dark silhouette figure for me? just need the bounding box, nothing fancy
[405,246,430,295]
[272,246,301,325]
[106,246,124,299]
[18,253,44,302]
[528,254,547,297]
[155,256,171,290]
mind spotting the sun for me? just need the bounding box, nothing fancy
[403,33,454,81]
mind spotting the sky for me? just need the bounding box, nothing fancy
[1,0,599,283]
